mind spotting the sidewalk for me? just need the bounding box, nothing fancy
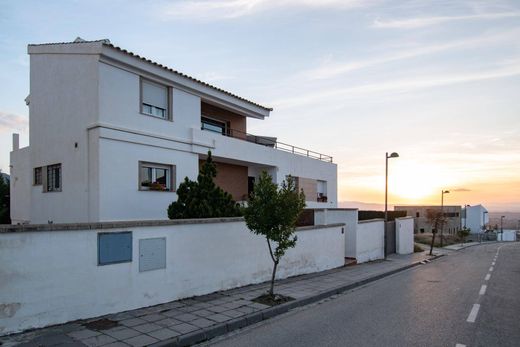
[1,252,437,347]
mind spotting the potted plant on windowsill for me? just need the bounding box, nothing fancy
[149,182,167,191]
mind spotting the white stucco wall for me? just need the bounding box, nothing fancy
[498,230,516,241]
[314,209,358,258]
[356,219,385,263]
[464,205,488,234]
[9,147,31,224]
[0,220,344,335]
[396,217,414,255]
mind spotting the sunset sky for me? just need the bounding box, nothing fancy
[1,0,519,211]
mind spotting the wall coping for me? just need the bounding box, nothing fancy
[358,218,385,224]
[395,216,414,220]
[0,218,345,234]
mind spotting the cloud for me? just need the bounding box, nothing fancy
[274,60,520,109]
[373,11,520,29]
[452,188,472,192]
[160,0,373,20]
[0,111,28,133]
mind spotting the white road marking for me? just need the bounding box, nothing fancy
[492,262,495,265]
[467,304,481,323]
[479,285,487,295]
[489,267,494,272]
[456,344,466,347]
[485,274,491,281]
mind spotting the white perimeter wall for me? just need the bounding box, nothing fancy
[498,230,517,241]
[314,209,358,258]
[396,217,414,255]
[0,220,344,335]
[356,220,385,263]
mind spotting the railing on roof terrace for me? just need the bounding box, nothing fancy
[201,126,333,163]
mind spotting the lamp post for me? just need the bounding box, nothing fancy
[384,152,399,258]
[440,190,450,247]
[482,211,488,243]
[500,215,505,241]
[464,204,469,229]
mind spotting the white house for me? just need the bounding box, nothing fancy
[9,38,337,224]
[462,204,489,234]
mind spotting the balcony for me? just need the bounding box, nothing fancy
[200,125,333,163]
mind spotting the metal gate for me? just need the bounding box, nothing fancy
[385,221,396,255]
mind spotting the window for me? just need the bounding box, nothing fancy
[34,167,42,185]
[317,180,327,202]
[141,79,169,119]
[139,162,175,191]
[416,212,420,218]
[201,117,227,135]
[46,164,61,192]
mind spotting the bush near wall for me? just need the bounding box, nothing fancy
[358,210,407,222]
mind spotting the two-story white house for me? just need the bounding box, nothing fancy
[9,38,337,224]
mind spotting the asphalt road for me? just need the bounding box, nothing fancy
[202,242,520,347]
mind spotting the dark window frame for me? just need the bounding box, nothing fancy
[138,161,176,192]
[139,77,172,121]
[44,164,62,193]
[34,167,42,186]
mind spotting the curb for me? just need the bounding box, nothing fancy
[151,254,443,347]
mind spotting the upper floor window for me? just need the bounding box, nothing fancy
[139,162,175,192]
[141,79,170,120]
[34,167,42,185]
[317,180,327,202]
[46,164,61,192]
[201,116,227,135]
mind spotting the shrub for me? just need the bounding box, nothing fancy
[167,152,242,219]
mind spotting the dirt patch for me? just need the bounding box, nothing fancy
[83,318,119,331]
[253,294,294,307]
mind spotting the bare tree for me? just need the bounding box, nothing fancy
[426,209,445,255]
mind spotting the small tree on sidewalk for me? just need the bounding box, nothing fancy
[457,227,471,245]
[244,171,305,299]
[426,209,445,255]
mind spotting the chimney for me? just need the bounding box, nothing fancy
[12,133,19,151]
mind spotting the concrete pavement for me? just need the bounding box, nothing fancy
[203,242,520,347]
[1,252,435,347]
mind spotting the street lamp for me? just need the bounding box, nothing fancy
[440,190,450,247]
[384,152,399,258]
[500,215,505,241]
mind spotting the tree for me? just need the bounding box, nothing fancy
[167,152,242,219]
[426,209,445,255]
[457,227,470,245]
[0,172,10,224]
[244,171,305,298]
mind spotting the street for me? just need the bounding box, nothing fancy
[203,243,520,347]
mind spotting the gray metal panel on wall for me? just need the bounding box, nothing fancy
[139,237,166,272]
[98,232,132,265]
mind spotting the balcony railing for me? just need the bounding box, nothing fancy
[201,126,333,163]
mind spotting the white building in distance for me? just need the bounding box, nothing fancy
[10,38,337,224]
[462,204,489,234]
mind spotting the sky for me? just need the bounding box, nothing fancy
[1,0,519,212]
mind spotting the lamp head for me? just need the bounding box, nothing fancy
[443,190,450,194]
[388,152,399,159]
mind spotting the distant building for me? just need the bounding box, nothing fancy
[461,204,489,234]
[394,205,462,234]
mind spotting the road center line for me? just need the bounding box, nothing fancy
[456,344,466,347]
[489,267,494,272]
[467,304,480,323]
[492,262,495,265]
[479,284,487,295]
[485,274,491,281]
